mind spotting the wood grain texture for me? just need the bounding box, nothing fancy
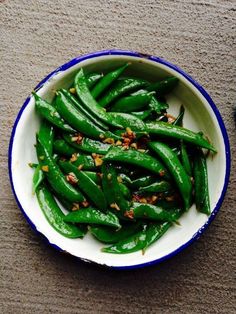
[0,0,235,313]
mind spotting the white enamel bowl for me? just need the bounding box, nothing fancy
[9,50,230,269]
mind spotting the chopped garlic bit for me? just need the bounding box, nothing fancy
[69,87,76,94]
[72,203,80,211]
[41,165,49,172]
[66,172,78,184]
[117,176,122,183]
[70,153,78,162]
[110,203,120,211]
[103,137,115,145]
[124,209,134,219]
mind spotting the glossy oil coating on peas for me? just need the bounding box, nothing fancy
[31,64,216,251]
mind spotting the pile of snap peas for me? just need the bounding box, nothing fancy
[31,63,216,254]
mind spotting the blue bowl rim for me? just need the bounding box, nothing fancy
[8,49,231,270]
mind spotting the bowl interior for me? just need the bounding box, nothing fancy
[10,54,228,268]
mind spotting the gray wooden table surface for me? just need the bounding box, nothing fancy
[0,1,235,313]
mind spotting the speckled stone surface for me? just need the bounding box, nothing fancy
[0,0,235,313]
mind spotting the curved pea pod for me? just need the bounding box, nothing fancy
[128,202,182,221]
[132,175,156,188]
[38,120,54,155]
[53,139,77,157]
[71,154,96,171]
[107,112,146,131]
[59,161,107,211]
[75,69,122,128]
[33,164,44,193]
[193,149,210,215]
[55,91,111,140]
[149,141,192,210]
[110,91,154,112]
[33,93,75,133]
[131,109,152,121]
[64,208,121,229]
[91,63,129,99]
[86,72,104,88]
[36,138,84,202]
[101,163,130,214]
[36,185,85,238]
[104,146,170,179]
[149,96,169,114]
[90,222,141,244]
[119,183,131,200]
[146,121,217,152]
[180,141,192,176]
[138,180,172,193]
[98,78,149,108]
[147,77,179,95]
[63,134,110,154]
[33,121,54,192]
[102,221,171,254]
[61,89,108,130]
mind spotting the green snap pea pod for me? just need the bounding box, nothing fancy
[55,91,111,140]
[104,146,170,179]
[119,183,131,200]
[138,180,172,193]
[132,175,156,188]
[64,208,121,229]
[75,69,122,128]
[173,105,185,127]
[86,72,104,89]
[110,91,154,112]
[63,134,110,154]
[61,89,108,130]
[36,138,84,202]
[38,120,54,155]
[131,109,152,121]
[101,163,130,214]
[102,221,170,254]
[149,141,192,210]
[33,164,44,193]
[98,78,149,108]
[130,202,182,221]
[83,171,100,184]
[146,122,217,152]
[149,96,169,114]
[59,161,107,211]
[180,141,192,176]
[33,93,75,133]
[90,222,141,244]
[71,154,96,171]
[53,139,77,157]
[193,149,210,215]
[91,63,129,99]
[36,185,85,238]
[108,112,146,131]
[147,77,179,95]
[54,191,74,211]
[33,120,54,192]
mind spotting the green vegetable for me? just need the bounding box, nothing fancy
[36,185,85,238]
[64,208,121,229]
